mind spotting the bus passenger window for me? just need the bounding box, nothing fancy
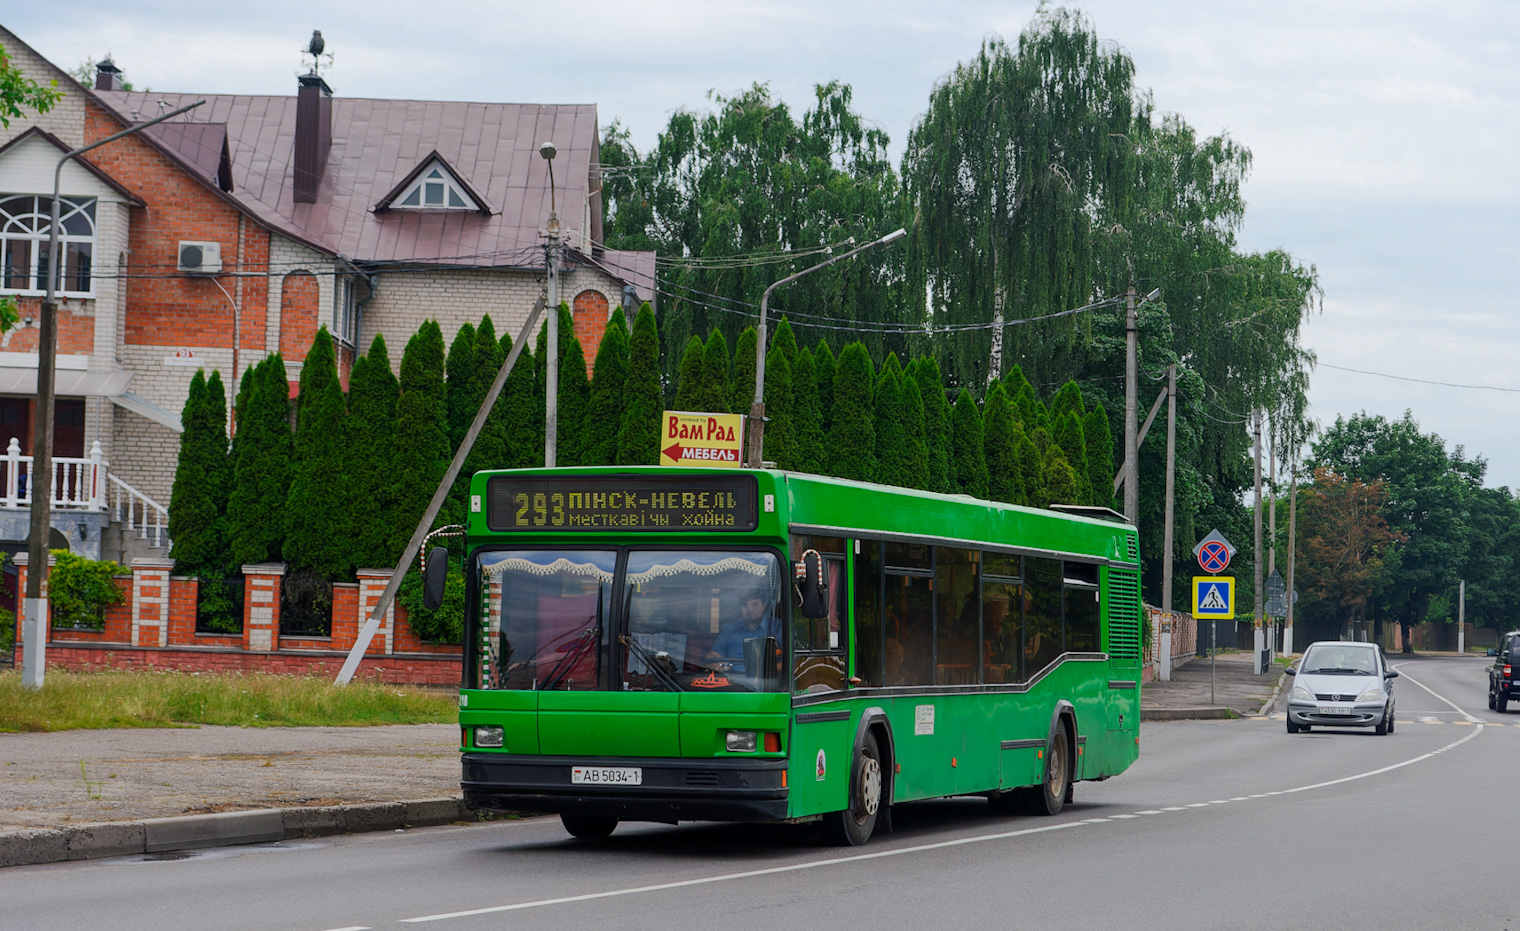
[885,572,933,686]
[1024,557,1064,674]
[1064,562,1101,653]
[983,566,1023,684]
[935,548,979,685]
[854,541,883,688]
[792,552,847,695]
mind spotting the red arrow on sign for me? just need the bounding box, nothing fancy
[663,442,685,460]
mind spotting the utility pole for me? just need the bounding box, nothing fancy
[1268,425,1277,651]
[1162,364,1176,614]
[1286,458,1297,656]
[1458,579,1466,654]
[1253,410,1265,673]
[1123,283,1138,523]
[21,99,204,690]
[540,141,559,467]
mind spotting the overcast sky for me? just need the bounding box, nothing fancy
[10,2,1520,485]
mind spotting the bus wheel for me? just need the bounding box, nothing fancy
[560,813,617,840]
[820,732,882,846]
[1029,726,1070,817]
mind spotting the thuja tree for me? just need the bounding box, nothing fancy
[700,329,730,413]
[1083,402,1116,510]
[1039,444,1079,508]
[285,327,351,579]
[1051,410,1091,505]
[582,308,629,466]
[498,330,539,468]
[168,369,236,630]
[559,322,592,466]
[899,373,930,490]
[872,354,906,485]
[728,327,758,415]
[345,334,399,570]
[983,381,1023,505]
[618,303,662,465]
[228,355,292,566]
[389,321,450,559]
[791,347,826,474]
[826,342,875,481]
[813,340,836,435]
[951,389,988,498]
[536,303,585,466]
[452,315,503,520]
[445,321,477,453]
[672,334,706,410]
[908,356,952,493]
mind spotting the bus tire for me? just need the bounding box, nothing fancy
[1030,724,1071,817]
[819,731,882,846]
[560,813,617,840]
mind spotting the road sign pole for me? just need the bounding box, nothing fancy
[1253,412,1265,674]
[1162,364,1176,614]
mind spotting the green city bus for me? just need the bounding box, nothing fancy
[449,466,1141,845]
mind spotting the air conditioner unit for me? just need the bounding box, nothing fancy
[177,241,222,274]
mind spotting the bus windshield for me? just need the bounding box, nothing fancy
[475,548,785,693]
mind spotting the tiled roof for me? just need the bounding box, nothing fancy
[94,89,605,271]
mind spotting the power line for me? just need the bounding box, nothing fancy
[1318,362,1520,394]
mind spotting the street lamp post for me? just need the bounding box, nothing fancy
[745,228,905,468]
[539,141,560,468]
[21,99,204,690]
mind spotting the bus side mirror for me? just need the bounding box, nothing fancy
[423,546,449,610]
[796,550,829,619]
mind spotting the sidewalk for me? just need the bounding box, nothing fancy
[1140,650,1285,720]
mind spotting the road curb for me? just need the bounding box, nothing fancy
[1246,669,1288,718]
[0,796,473,870]
[1140,707,1235,721]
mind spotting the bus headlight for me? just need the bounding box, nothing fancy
[726,730,758,752]
[474,725,505,749]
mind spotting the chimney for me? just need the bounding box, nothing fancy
[293,72,332,204]
[94,58,123,92]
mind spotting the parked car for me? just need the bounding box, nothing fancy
[1486,631,1520,712]
[1285,642,1398,735]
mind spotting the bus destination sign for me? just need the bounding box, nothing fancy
[486,475,759,532]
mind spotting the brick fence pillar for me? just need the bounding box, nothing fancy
[355,568,395,655]
[12,552,53,649]
[131,558,175,648]
[242,562,286,653]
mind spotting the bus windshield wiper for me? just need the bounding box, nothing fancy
[620,635,683,692]
[540,591,605,691]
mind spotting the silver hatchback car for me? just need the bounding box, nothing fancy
[1285,641,1398,735]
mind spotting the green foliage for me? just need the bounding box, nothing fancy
[48,550,125,630]
[0,46,64,128]
[617,303,662,465]
[1083,402,1116,510]
[1050,410,1091,505]
[771,317,798,363]
[700,329,730,413]
[910,356,952,492]
[983,382,1023,505]
[672,334,706,411]
[228,356,292,566]
[168,369,231,578]
[951,389,988,498]
[1048,381,1085,424]
[346,335,399,569]
[1014,425,1041,509]
[762,346,794,468]
[558,324,591,466]
[813,340,836,434]
[898,374,930,490]
[445,321,477,453]
[583,308,629,466]
[729,327,758,415]
[390,321,450,559]
[873,354,906,485]
[790,347,826,474]
[499,331,539,468]
[453,316,504,517]
[1039,444,1079,508]
[826,342,876,481]
[396,563,465,644]
[284,328,350,580]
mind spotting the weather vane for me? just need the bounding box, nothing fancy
[300,30,334,77]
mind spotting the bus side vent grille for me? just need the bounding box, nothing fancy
[1125,534,1138,561]
[1107,569,1141,662]
[685,771,720,787]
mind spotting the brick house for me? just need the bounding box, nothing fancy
[0,24,654,568]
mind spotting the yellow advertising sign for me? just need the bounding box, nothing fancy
[659,411,744,468]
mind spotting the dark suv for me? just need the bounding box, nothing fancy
[1487,631,1520,712]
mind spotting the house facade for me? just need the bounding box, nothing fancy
[0,25,653,566]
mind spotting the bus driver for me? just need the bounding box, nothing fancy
[706,590,781,672]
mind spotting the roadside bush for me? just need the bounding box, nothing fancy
[395,563,464,644]
[48,550,126,630]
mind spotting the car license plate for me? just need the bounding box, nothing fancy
[1317,705,1353,715]
[571,766,642,786]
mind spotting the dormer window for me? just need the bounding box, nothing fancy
[393,161,477,210]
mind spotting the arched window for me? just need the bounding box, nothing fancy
[0,195,97,297]
[572,289,610,374]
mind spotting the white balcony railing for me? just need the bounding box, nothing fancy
[0,437,170,548]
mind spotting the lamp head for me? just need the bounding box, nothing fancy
[539,141,557,161]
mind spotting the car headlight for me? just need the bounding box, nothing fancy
[1356,687,1384,704]
[1292,686,1313,701]
[474,725,505,748]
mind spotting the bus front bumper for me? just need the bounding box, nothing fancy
[462,753,791,822]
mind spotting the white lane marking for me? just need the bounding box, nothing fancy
[403,669,1487,925]
[317,927,370,931]
[1135,810,1164,815]
[1393,663,1479,722]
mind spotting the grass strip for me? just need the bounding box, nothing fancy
[0,669,458,732]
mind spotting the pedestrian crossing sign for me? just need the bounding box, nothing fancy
[1192,576,1235,619]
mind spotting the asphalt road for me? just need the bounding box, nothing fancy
[0,655,1509,931]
